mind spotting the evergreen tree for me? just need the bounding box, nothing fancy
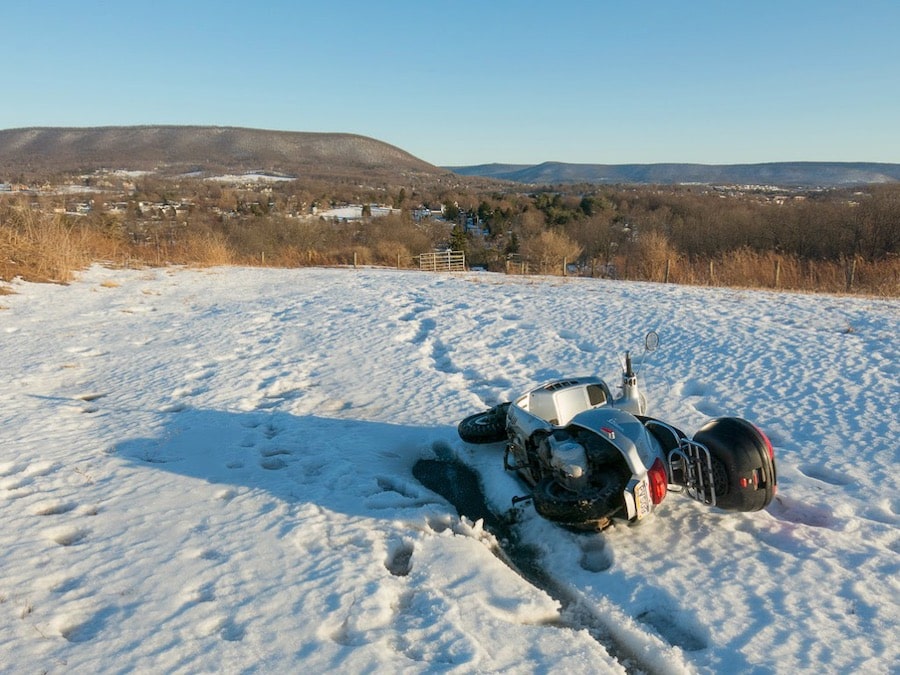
[443,202,460,222]
[449,224,467,252]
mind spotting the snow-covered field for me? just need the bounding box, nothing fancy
[1,266,897,674]
[316,205,402,220]
[207,173,296,184]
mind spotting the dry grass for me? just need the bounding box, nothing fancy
[164,231,233,267]
[1,206,896,296]
[622,248,899,296]
[0,208,92,283]
[0,209,235,282]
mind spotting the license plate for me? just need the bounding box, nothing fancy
[633,479,652,519]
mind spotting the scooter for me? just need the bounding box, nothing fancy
[457,333,777,529]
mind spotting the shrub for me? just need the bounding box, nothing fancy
[0,208,92,283]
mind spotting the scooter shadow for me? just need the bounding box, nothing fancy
[113,407,456,522]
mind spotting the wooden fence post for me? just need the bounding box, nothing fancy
[774,259,781,288]
[846,256,857,292]
[664,258,671,283]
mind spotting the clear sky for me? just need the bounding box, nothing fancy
[2,1,898,166]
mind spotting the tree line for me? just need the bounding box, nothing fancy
[447,184,898,293]
[1,175,897,295]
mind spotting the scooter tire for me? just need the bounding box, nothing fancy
[532,466,629,526]
[457,403,510,444]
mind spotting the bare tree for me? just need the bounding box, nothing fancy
[521,230,582,275]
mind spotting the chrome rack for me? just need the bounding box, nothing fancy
[668,440,717,506]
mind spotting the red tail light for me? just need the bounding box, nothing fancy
[648,457,668,504]
[750,423,774,459]
[753,424,777,495]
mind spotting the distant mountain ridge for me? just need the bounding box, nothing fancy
[3,126,897,189]
[0,125,447,181]
[447,161,900,187]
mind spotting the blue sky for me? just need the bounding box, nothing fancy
[3,1,898,166]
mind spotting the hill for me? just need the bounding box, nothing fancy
[4,126,898,189]
[2,265,897,673]
[0,125,451,183]
[448,160,900,187]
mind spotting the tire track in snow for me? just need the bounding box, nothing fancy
[413,457,695,675]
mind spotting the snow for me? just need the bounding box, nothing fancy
[207,173,295,183]
[1,266,897,674]
[316,205,402,220]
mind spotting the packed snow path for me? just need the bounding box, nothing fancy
[1,266,897,673]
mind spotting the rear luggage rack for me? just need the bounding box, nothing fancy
[668,440,717,506]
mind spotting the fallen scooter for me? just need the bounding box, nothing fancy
[457,332,777,530]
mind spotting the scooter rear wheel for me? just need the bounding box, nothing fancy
[532,465,629,527]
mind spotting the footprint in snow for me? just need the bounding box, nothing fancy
[42,573,84,594]
[556,329,599,353]
[200,615,245,642]
[693,399,725,418]
[23,460,59,478]
[183,546,225,561]
[678,379,714,398]
[183,582,216,604]
[410,317,437,346]
[430,340,459,374]
[185,367,215,381]
[172,384,207,399]
[798,463,853,487]
[768,494,836,528]
[260,447,291,457]
[366,476,432,510]
[0,461,22,477]
[55,606,116,643]
[635,607,708,652]
[216,488,237,502]
[2,475,34,492]
[261,423,281,439]
[398,306,427,322]
[385,539,414,577]
[259,447,290,470]
[46,526,89,547]
[64,346,107,357]
[77,392,107,402]
[34,500,78,516]
[578,537,613,573]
